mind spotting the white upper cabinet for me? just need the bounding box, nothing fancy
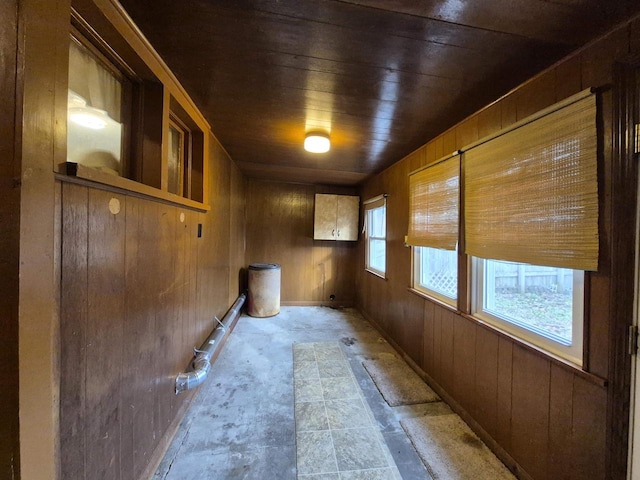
[314,194,359,241]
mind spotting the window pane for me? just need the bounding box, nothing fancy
[67,39,123,176]
[483,259,576,345]
[369,239,386,273]
[418,247,457,299]
[168,124,183,195]
[370,206,386,237]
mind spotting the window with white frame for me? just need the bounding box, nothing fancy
[463,90,598,365]
[407,154,459,306]
[472,258,584,364]
[413,246,458,304]
[364,196,386,277]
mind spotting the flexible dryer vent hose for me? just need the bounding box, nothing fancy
[175,293,246,394]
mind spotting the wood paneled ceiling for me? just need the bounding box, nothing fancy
[119,0,639,185]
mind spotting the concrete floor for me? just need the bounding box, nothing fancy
[154,306,445,479]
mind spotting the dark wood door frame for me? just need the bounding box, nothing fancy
[608,56,640,479]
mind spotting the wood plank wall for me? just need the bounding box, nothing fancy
[58,134,246,480]
[356,21,640,480]
[0,0,19,477]
[245,179,357,306]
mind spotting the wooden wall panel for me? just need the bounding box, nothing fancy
[58,131,246,480]
[434,135,445,159]
[399,289,425,367]
[511,346,550,480]
[0,2,19,477]
[548,365,574,480]
[572,378,607,480]
[154,203,177,440]
[442,129,457,156]
[453,316,477,416]
[500,93,518,129]
[474,327,499,439]
[229,162,246,303]
[477,103,502,140]
[406,146,426,173]
[431,305,444,385]
[60,184,89,480]
[86,190,126,480]
[422,301,435,373]
[383,159,420,357]
[496,337,513,452]
[581,27,629,89]
[356,22,637,480]
[455,116,479,150]
[555,55,582,101]
[245,179,357,305]
[439,310,455,395]
[196,139,232,341]
[425,141,437,165]
[131,199,162,477]
[516,70,556,120]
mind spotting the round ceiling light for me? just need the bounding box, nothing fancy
[304,131,330,153]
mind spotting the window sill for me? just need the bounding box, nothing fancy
[365,268,386,280]
[58,162,210,212]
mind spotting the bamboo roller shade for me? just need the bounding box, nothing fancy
[464,93,598,271]
[407,155,460,250]
[363,194,386,210]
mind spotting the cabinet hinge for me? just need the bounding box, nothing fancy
[629,325,639,355]
[635,123,640,155]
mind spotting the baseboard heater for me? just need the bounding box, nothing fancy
[175,293,246,394]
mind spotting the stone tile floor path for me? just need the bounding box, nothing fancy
[293,342,402,479]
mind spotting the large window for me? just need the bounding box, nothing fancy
[472,258,583,364]
[462,90,597,365]
[365,196,386,277]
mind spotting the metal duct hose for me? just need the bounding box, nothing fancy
[175,293,246,394]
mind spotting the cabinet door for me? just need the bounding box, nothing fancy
[336,195,359,241]
[314,194,337,240]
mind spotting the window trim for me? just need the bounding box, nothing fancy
[364,196,387,278]
[471,257,584,366]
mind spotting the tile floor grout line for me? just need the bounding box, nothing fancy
[315,343,341,478]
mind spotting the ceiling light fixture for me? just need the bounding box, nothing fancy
[304,131,330,153]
